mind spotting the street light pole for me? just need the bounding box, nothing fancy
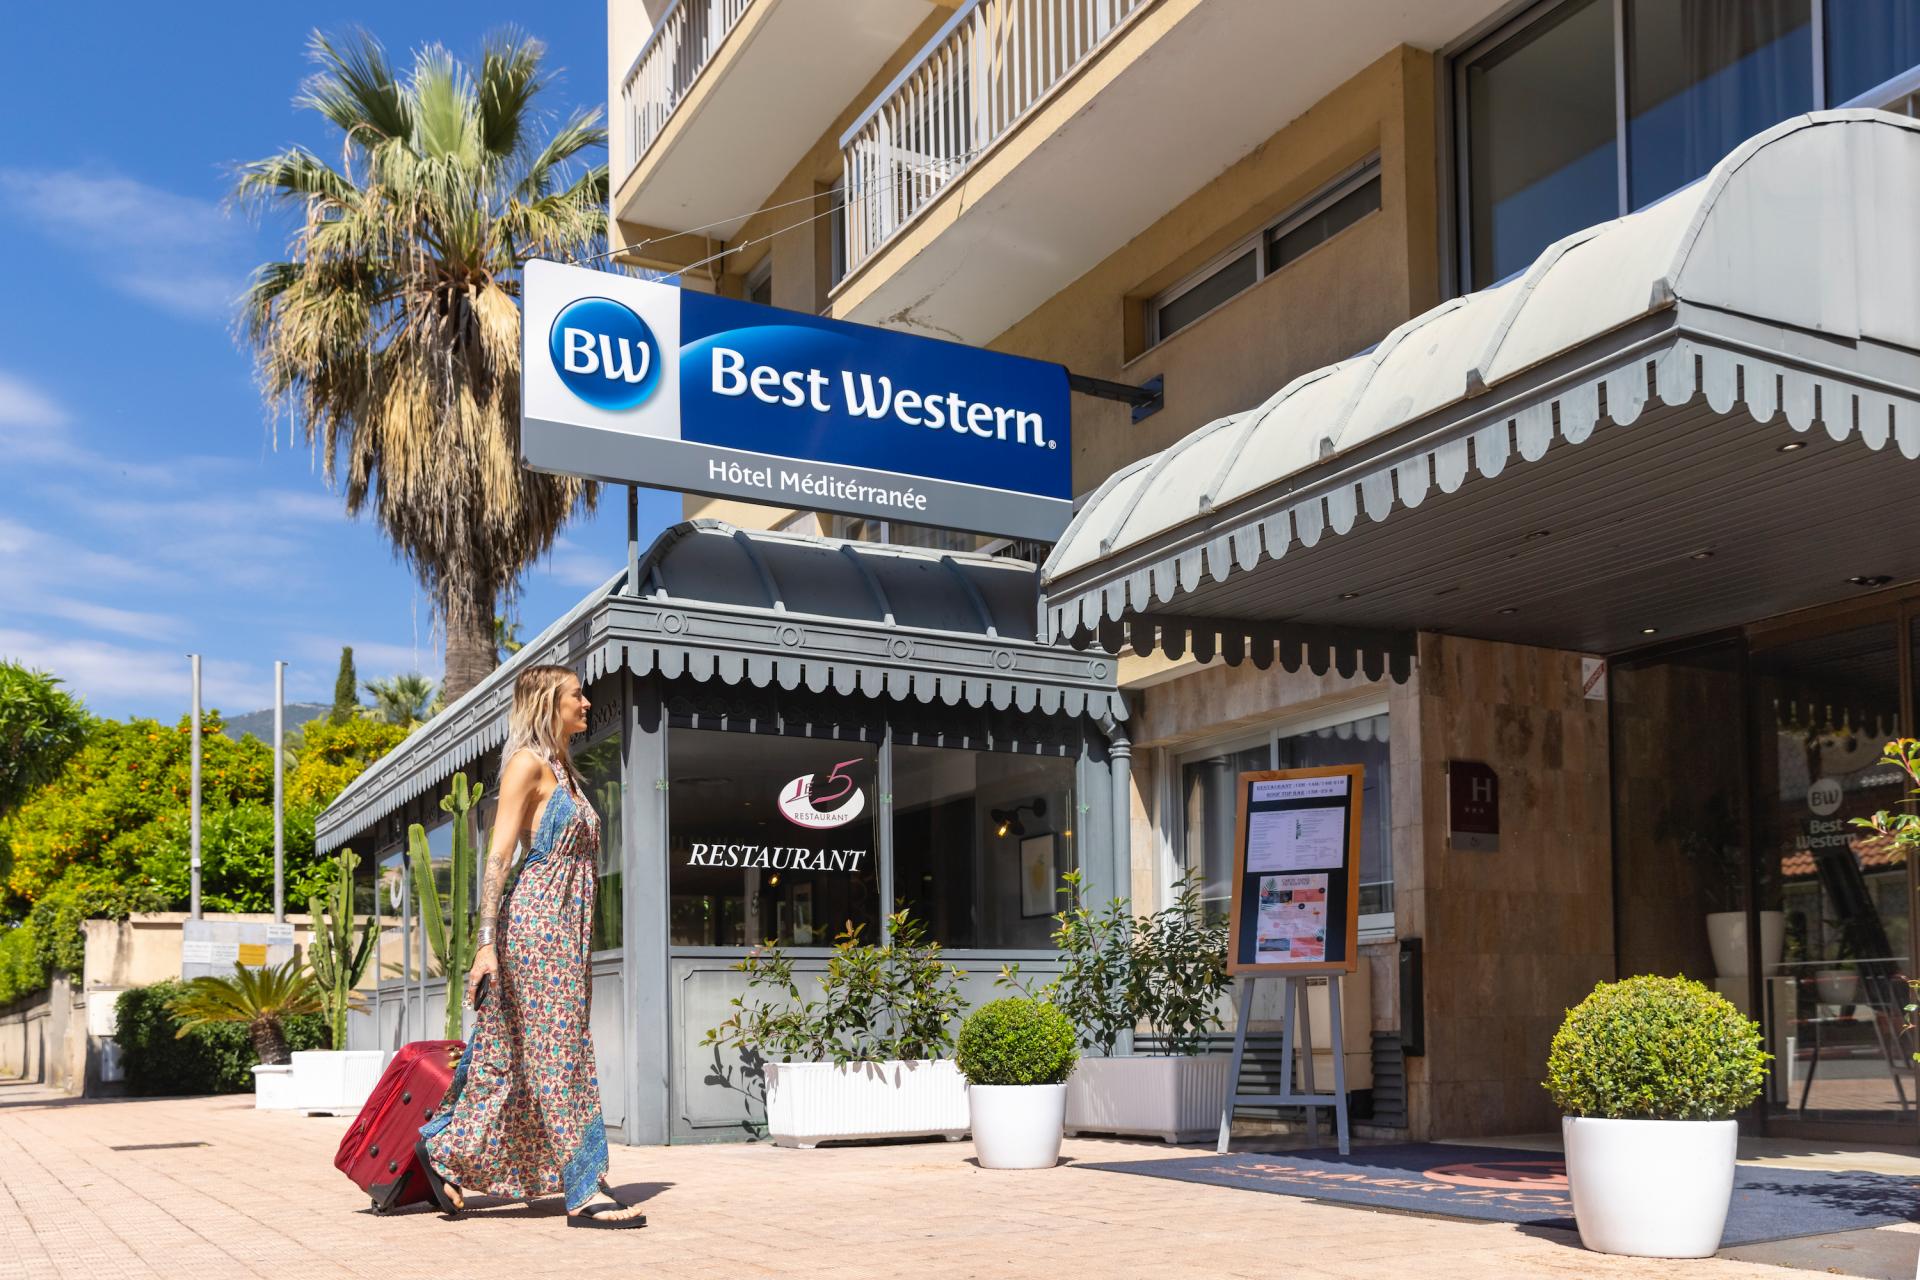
[273,660,286,924]
[189,653,202,921]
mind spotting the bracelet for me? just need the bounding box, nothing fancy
[476,924,496,947]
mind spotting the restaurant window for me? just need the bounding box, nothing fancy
[667,728,879,947]
[575,731,625,953]
[1148,160,1382,347]
[1178,708,1394,927]
[892,745,1078,950]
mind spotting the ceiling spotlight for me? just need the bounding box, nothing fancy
[1523,530,1552,541]
[1641,627,1658,635]
[1338,591,1361,600]
[1690,550,1714,561]
[767,873,780,887]
[1777,440,1807,452]
[1497,607,1519,615]
[1848,574,1893,588]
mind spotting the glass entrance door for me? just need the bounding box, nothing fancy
[1751,619,1916,1135]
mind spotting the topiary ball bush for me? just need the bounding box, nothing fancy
[956,997,1079,1086]
[1545,975,1769,1121]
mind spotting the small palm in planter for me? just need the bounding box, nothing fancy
[1546,975,1769,1258]
[957,998,1078,1169]
[169,958,324,1066]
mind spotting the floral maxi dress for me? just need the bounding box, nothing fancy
[421,751,608,1210]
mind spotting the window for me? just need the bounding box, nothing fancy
[575,732,625,953]
[1177,708,1394,928]
[1826,0,1920,105]
[1625,1,1812,208]
[1453,0,1907,291]
[1460,0,1618,290]
[746,256,773,307]
[823,513,987,553]
[668,729,879,947]
[891,745,1078,949]
[1149,161,1382,347]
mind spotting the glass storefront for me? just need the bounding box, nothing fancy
[1180,710,1394,925]
[1612,595,1920,1141]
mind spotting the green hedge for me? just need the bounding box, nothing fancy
[114,981,327,1096]
[956,997,1079,1086]
[1545,975,1769,1120]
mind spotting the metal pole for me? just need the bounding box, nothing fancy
[626,484,641,595]
[273,660,286,924]
[189,653,202,920]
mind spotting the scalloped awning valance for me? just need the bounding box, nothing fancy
[316,521,1120,852]
[1041,112,1920,673]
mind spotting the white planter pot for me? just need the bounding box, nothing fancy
[1815,968,1860,1008]
[1065,1055,1232,1144]
[970,1083,1068,1169]
[1563,1115,1738,1258]
[289,1049,385,1115]
[1705,911,1786,979]
[251,1063,298,1111]
[763,1059,969,1149]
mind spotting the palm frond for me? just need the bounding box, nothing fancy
[297,28,411,145]
[168,958,322,1036]
[232,147,359,210]
[478,30,545,161]
[513,107,606,202]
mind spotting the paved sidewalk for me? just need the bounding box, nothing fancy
[0,1079,1887,1280]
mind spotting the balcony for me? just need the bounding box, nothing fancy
[614,0,945,240]
[831,0,1509,344]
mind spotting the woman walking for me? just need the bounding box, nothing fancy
[415,665,646,1228]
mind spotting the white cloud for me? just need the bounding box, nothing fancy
[0,629,273,718]
[0,370,69,429]
[0,168,249,321]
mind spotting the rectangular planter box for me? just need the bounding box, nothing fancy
[288,1049,385,1115]
[1065,1054,1233,1144]
[764,1059,969,1149]
[251,1063,298,1110]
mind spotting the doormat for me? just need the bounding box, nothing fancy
[1076,1144,1920,1247]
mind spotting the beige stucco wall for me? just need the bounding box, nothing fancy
[681,41,1441,529]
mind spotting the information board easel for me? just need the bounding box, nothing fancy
[1216,765,1363,1155]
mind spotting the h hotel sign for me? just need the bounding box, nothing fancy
[520,259,1073,541]
[1446,760,1500,852]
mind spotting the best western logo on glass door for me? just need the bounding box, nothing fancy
[521,259,1072,541]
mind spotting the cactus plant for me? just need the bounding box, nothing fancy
[306,848,379,1050]
[410,771,485,1040]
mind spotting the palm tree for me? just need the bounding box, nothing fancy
[237,29,606,701]
[363,672,437,727]
[169,959,324,1066]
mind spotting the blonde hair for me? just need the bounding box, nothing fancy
[502,663,582,778]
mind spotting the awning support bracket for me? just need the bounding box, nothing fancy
[1069,372,1164,422]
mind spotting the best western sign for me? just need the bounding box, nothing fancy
[521,259,1073,540]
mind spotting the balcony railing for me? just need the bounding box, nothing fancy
[839,0,1148,275]
[620,0,755,179]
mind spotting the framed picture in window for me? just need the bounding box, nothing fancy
[1020,834,1057,918]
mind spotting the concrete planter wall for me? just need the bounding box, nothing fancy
[287,1049,385,1115]
[1563,1115,1739,1258]
[764,1059,969,1148]
[1065,1054,1232,1144]
[251,1063,298,1110]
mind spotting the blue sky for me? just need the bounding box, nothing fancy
[0,3,680,723]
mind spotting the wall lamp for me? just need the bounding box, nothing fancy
[992,799,1047,839]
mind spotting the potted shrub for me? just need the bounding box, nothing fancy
[1007,871,1233,1143]
[956,997,1078,1169]
[168,958,324,1110]
[1546,975,1769,1258]
[706,911,969,1148]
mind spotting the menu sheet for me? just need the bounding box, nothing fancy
[1254,873,1327,964]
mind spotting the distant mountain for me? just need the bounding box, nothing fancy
[221,703,333,742]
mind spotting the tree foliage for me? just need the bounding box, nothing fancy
[285,716,408,807]
[0,662,90,818]
[235,28,608,701]
[330,646,360,724]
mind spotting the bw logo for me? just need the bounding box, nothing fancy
[549,296,663,411]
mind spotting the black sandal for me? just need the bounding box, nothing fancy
[567,1182,647,1229]
[413,1140,462,1215]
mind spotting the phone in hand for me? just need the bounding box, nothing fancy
[472,974,492,1008]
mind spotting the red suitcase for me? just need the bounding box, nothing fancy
[334,1040,464,1213]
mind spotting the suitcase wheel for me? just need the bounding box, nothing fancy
[370,1197,386,1214]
